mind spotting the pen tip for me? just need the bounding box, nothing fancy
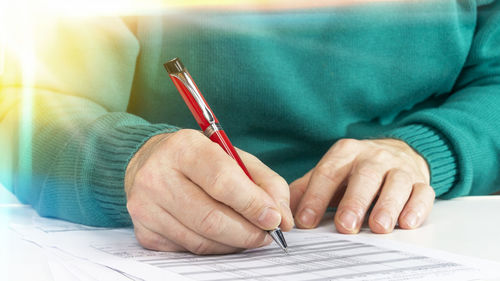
[268,228,289,254]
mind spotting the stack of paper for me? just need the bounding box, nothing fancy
[9,209,500,281]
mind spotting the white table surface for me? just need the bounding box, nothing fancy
[1,184,499,281]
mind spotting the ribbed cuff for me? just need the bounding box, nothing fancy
[380,124,458,196]
[88,124,179,226]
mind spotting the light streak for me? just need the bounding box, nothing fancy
[0,0,36,195]
[19,1,34,195]
[0,46,4,77]
[6,0,403,18]
[160,0,402,11]
[0,0,5,76]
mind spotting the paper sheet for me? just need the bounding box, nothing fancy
[11,211,500,281]
[44,246,140,281]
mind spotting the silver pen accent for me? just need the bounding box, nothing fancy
[268,227,288,254]
[165,58,289,254]
[171,71,216,125]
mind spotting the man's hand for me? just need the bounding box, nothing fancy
[125,129,294,255]
[290,138,435,234]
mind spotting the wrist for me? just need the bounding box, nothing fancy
[377,124,458,196]
[389,138,431,183]
[124,132,174,195]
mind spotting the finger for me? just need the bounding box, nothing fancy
[172,130,282,230]
[368,169,414,234]
[129,198,244,255]
[147,209,244,255]
[295,161,352,229]
[294,139,359,229]
[335,160,387,234]
[327,181,348,208]
[289,170,312,214]
[133,221,186,252]
[238,149,294,231]
[398,182,436,229]
[157,171,273,250]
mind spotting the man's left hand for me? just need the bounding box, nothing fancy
[290,138,435,234]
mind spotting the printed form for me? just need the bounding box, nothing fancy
[11,212,500,281]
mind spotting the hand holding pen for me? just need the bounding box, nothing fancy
[123,60,293,255]
[165,58,289,253]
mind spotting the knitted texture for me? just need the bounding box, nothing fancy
[1,1,499,227]
[382,125,457,196]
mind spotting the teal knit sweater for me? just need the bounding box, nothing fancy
[1,0,499,226]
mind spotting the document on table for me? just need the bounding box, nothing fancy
[10,210,500,281]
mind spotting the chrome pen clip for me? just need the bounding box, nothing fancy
[172,71,216,126]
[166,58,221,137]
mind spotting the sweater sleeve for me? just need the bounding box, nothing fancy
[0,18,178,226]
[378,1,500,198]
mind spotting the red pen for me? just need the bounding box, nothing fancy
[164,58,288,253]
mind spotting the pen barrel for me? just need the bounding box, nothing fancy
[169,75,217,131]
[210,130,254,181]
[168,73,253,181]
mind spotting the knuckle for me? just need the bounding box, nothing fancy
[428,186,436,198]
[191,240,212,255]
[410,184,436,209]
[235,192,259,216]
[335,138,359,151]
[413,198,432,211]
[315,161,341,184]
[242,231,266,249]
[198,208,225,238]
[133,166,155,188]
[415,182,435,196]
[372,149,392,161]
[126,200,137,217]
[210,166,233,196]
[394,149,411,161]
[267,174,290,196]
[423,184,436,199]
[390,169,413,184]
[305,192,329,209]
[135,230,157,250]
[171,129,201,144]
[355,165,382,183]
[168,129,204,163]
[239,149,259,162]
[129,167,175,205]
[127,199,146,221]
[376,197,400,212]
[270,174,288,188]
[165,224,192,249]
[342,196,371,211]
[163,130,185,150]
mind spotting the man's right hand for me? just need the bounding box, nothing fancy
[124,129,294,255]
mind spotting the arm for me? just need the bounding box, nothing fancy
[383,0,500,198]
[290,1,500,233]
[0,17,177,226]
[1,18,293,255]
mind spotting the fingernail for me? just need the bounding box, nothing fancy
[338,210,358,232]
[374,211,393,231]
[298,208,316,228]
[258,207,281,229]
[404,211,420,228]
[281,201,294,227]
